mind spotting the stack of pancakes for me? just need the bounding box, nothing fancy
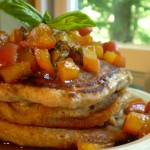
[0,61,132,149]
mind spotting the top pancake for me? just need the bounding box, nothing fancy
[0,61,132,108]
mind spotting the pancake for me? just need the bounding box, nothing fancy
[0,91,131,128]
[0,119,128,148]
[0,61,132,109]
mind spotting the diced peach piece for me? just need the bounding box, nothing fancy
[57,58,80,82]
[10,28,25,44]
[54,32,62,42]
[77,141,114,150]
[102,40,126,67]
[107,116,117,126]
[34,48,54,77]
[124,102,146,114]
[0,62,32,82]
[112,54,126,67]
[70,32,93,45]
[139,116,150,138]
[78,27,93,36]
[103,51,118,64]
[0,43,18,68]
[113,50,122,56]
[92,42,103,59]
[123,112,149,136]
[95,47,103,59]
[78,35,93,45]
[102,40,118,52]
[83,47,100,73]
[18,48,38,72]
[145,101,150,114]
[15,29,24,43]
[20,23,55,49]
[9,30,15,43]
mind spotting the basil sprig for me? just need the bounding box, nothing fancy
[43,10,52,25]
[0,0,96,30]
[49,11,96,30]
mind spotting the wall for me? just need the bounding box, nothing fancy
[0,11,24,33]
[0,0,30,33]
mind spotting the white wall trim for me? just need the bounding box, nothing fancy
[67,0,79,12]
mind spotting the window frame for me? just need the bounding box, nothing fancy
[34,0,42,12]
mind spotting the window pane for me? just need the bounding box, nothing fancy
[78,0,150,44]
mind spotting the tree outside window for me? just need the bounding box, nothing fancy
[78,0,150,44]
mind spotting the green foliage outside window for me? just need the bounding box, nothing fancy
[79,0,150,44]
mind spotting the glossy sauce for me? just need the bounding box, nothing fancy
[21,61,119,90]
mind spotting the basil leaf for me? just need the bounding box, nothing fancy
[50,11,96,31]
[0,0,42,28]
[0,0,96,31]
[43,10,52,25]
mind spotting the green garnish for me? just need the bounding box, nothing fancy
[0,0,96,30]
[43,10,52,25]
[49,11,96,30]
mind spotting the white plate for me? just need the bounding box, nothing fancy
[128,88,150,102]
[107,88,150,150]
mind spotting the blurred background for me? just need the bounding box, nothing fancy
[0,0,150,92]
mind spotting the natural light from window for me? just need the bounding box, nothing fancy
[69,0,150,45]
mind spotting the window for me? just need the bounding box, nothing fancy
[78,0,150,45]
